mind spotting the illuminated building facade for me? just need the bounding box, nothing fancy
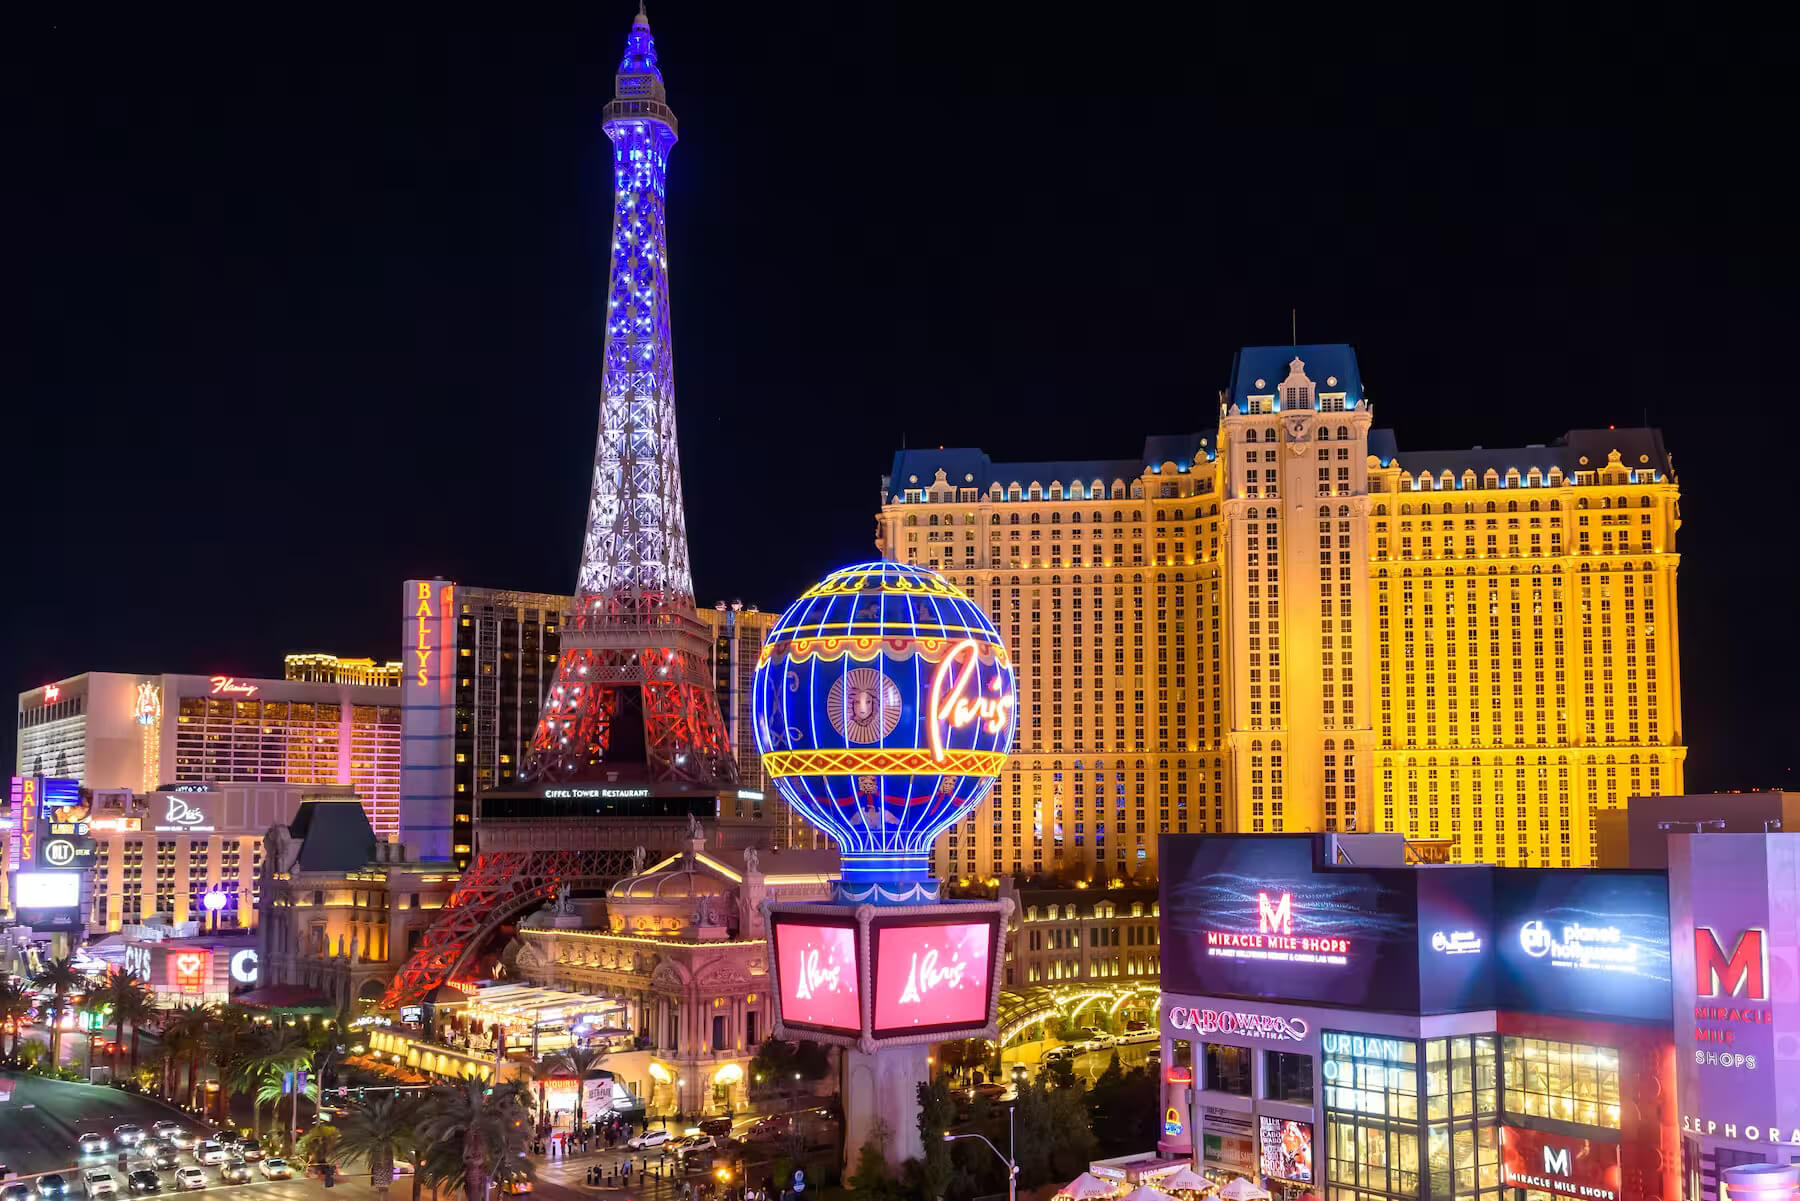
[17,673,403,839]
[285,654,404,686]
[877,344,1684,879]
[698,602,803,841]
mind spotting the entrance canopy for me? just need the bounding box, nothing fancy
[458,983,627,1032]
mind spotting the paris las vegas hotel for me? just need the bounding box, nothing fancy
[878,344,1683,883]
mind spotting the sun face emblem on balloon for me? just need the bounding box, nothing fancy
[826,668,903,744]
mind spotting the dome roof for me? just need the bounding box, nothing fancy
[608,868,729,902]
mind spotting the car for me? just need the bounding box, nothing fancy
[144,1149,179,1173]
[1041,1045,1078,1063]
[968,1082,1006,1101]
[148,1124,182,1144]
[193,1142,227,1166]
[227,1138,264,1163]
[36,1175,68,1199]
[698,1118,732,1138]
[391,1163,414,1177]
[167,1132,198,1152]
[83,1170,119,1199]
[113,1126,146,1147]
[744,1115,790,1142]
[125,1172,158,1196]
[677,1135,717,1155]
[218,1162,251,1185]
[257,1159,292,1181]
[78,1134,110,1156]
[498,1181,532,1196]
[171,1171,204,1194]
[4,1184,34,1201]
[626,1129,670,1150]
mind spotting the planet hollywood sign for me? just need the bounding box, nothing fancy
[1167,1005,1310,1043]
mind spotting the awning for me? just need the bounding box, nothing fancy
[232,986,335,1014]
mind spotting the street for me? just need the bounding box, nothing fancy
[0,1071,228,1179]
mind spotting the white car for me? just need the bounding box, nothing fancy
[627,1129,671,1150]
[257,1160,292,1181]
[82,1170,118,1199]
[113,1126,146,1147]
[173,1170,205,1193]
[149,1123,183,1143]
[194,1142,228,1166]
[78,1134,110,1156]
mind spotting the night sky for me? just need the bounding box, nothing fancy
[13,6,1794,791]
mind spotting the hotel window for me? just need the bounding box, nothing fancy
[1500,1036,1620,1129]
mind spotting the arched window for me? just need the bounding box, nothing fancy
[1264,507,1277,519]
[1485,501,1497,513]
[1339,505,1350,517]
[1337,426,1349,440]
[1070,511,1083,523]
[1318,506,1330,518]
[1507,500,1519,513]
[1030,513,1041,524]
[1050,512,1061,524]
[929,514,939,526]
[1113,510,1124,522]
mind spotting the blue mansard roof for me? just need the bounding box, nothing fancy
[1226,344,1366,413]
[887,433,1217,502]
[1368,427,1673,481]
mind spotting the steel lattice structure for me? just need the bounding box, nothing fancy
[520,4,736,788]
[383,847,640,1008]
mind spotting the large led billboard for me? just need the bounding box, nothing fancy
[1160,835,1428,1010]
[769,915,861,1035]
[15,871,81,909]
[870,915,999,1039]
[1492,869,1671,1022]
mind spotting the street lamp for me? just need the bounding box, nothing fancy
[945,1104,1017,1201]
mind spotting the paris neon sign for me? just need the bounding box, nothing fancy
[927,639,1015,763]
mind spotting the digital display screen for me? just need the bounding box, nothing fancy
[1161,836,1425,1010]
[168,949,212,993]
[770,916,861,1034]
[1500,1125,1621,1200]
[1258,1116,1314,1184]
[871,917,997,1038]
[14,870,81,909]
[1492,869,1671,1022]
[1415,868,1495,1013]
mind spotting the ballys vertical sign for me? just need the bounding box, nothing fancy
[414,581,455,688]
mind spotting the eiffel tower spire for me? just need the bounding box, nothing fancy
[520,6,735,787]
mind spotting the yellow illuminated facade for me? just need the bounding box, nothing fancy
[876,345,1683,879]
[285,654,404,686]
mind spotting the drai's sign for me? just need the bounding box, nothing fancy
[1167,1006,1309,1043]
[1430,930,1483,955]
[543,787,652,800]
[1518,920,1638,971]
[155,794,215,832]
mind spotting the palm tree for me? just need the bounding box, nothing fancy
[254,1068,318,1155]
[160,1004,211,1104]
[204,1006,252,1126]
[234,1030,309,1141]
[552,1045,606,1135]
[336,1096,418,1201]
[30,956,88,1070]
[0,979,33,1059]
[419,1077,534,1201]
[94,970,158,1079]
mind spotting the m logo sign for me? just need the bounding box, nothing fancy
[1543,1145,1572,1177]
[1257,891,1294,935]
[1696,927,1768,1000]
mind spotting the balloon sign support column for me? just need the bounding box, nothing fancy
[753,562,1018,1173]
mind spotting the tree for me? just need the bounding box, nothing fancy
[336,1095,419,1201]
[299,1122,341,1169]
[0,979,33,1059]
[159,1004,210,1104]
[418,1076,533,1201]
[205,1007,253,1126]
[30,957,88,1070]
[94,971,158,1078]
[236,1031,310,1143]
[915,1080,957,1201]
[551,1045,606,1133]
[255,1067,319,1153]
[1085,1064,1159,1157]
[846,1120,900,1201]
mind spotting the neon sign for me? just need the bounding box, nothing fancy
[772,920,860,1033]
[1164,1108,1183,1137]
[209,676,259,697]
[170,950,210,993]
[873,921,993,1034]
[1167,1005,1310,1043]
[1204,889,1351,965]
[413,581,454,687]
[230,949,259,985]
[1517,920,1637,970]
[44,684,60,702]
[1696,928,1768,1000]
[155,794,214,832]
[927,639,1015,763]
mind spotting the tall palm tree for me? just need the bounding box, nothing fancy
[336,1096,418,1201]
[0,979,33,1059]
[160,1004,211,1104]
[30,956,88,1070]
[204,1006,252,1126]
[234,1030,309,1141]
[419,1077,534,1201]
[552,1045,606,1135]
[254,1068,318,1154]
[94,970,158,1079]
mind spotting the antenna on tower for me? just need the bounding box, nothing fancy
[1291,308,1297,346]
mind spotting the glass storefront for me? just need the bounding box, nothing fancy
[1500,1036,1620,1130]
[1266,1049,1315,1104]
[1323,1031,1501,1201]
[1205,1042,1253,1095]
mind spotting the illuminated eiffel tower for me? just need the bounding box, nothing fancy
[384,6,735,1010]
[522,2,736,787]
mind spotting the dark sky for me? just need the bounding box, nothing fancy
[12,5,1795,792]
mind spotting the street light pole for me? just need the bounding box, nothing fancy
[945,1105,1017,1201]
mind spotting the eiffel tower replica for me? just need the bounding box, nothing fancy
[386,5,737,1008]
